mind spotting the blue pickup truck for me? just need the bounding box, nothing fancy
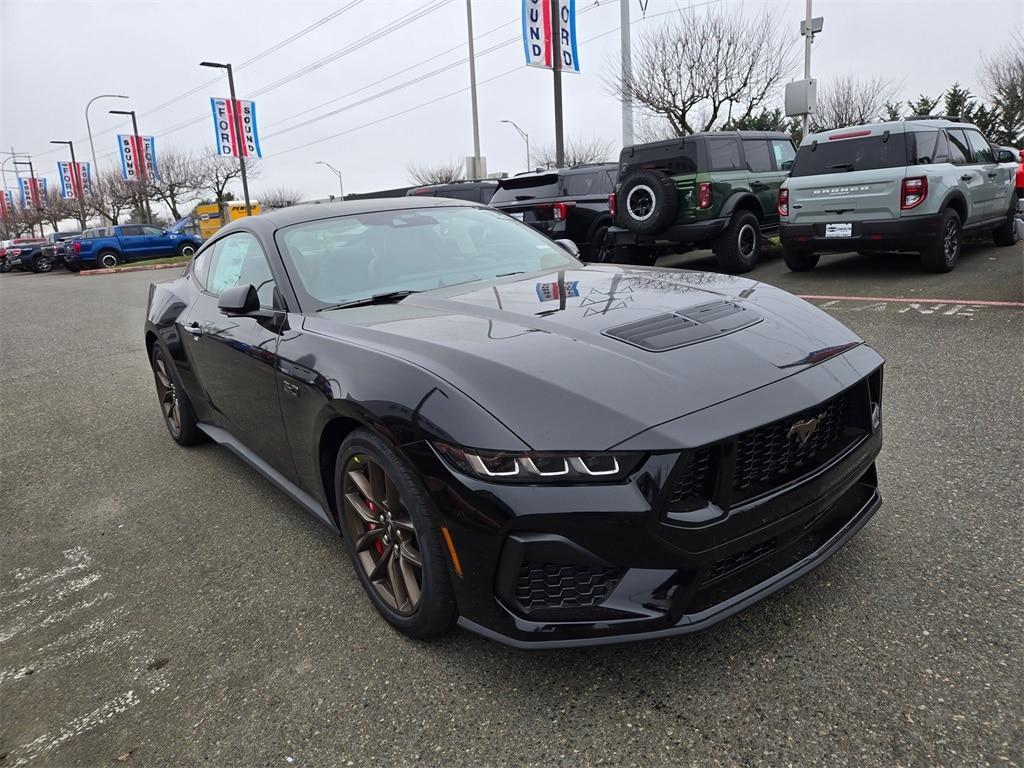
[66,221,203,270]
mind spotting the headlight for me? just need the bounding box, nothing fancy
[433,443,644,483]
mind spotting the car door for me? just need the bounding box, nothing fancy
[118,225,147,258]
[946,128,986,222]
[140,225,170,256]
[184,231,298,481]
[743,139,780,225]
[963,129,1004,218]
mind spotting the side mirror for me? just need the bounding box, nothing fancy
[995,148,1016,164]
[781,160,794,171]
[218,284,262,316]
[554,238,580,258]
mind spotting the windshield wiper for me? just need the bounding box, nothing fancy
[317,290,421,311]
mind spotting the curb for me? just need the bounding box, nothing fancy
[79,262,187,276]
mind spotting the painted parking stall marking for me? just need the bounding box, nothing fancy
[801,293,1024,320]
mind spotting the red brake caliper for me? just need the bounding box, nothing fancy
[367,501,385,555]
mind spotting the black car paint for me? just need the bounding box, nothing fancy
[145,197,884,647]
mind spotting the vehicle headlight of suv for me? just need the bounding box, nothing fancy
[433,443,644,482]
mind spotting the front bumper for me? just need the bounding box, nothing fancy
[410,349,884,648]
[780,213,942,252]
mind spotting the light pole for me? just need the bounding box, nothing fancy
[500,120,530,171]
[465,0,482,179]
[50,140,87,230]
[109,109,153,225]
[85,94,128,178]
[315,161,345,199]
[1,152,29,199]
[200,61,252,216]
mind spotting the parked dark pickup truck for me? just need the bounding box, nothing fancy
[66,222,202,270]
[1,237,48,273]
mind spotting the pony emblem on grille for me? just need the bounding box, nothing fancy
[787,417,820,446]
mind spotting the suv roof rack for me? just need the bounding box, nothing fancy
[905,114,964,122]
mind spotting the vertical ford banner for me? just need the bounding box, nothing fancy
[522,0,580,73]
[117,135,159,182]
[0,189,12,219]
[210,98,263,158]
[18,177,47,208]
[57,161,93,199]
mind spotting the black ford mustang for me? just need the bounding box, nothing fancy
[145,197,883,648]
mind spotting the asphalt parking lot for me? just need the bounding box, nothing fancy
[1,241,1021,767]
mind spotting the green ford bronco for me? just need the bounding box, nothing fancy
[607,131,796,272]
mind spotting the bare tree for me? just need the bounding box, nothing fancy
[607,5,796,136]
[39,187,79,232]
[810,76,900,132]
[85,171,136,225]
[407,160,464,185]
[149,148,204,221]
[531,137,614,168]
[198,150,260,207]
[980,30,1024,145]
[260,187,305,209]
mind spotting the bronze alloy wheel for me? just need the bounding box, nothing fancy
[343,456,423,615]
[152,351,181,438]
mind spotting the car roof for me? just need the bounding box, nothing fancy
[223,195,482,231]
[627,131,792,152]
[805,118,982,143]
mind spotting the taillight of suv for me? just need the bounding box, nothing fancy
[778,188,789,217]
[697,182,712,209]
[607,193,617,219]
[901,176,928,210]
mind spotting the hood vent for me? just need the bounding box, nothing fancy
[603,300,761,352]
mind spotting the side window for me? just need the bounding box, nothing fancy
[912,130,939,164]
[772,140,797,170]
[206,232,277,307]
[191,245,212,289]
[932,131,951,164]
[946,130,970,165]
[142,226,163,236]
[964,131,994,163]
[120,225,144,236]
[707,138,743,171]
[743,140,773,173]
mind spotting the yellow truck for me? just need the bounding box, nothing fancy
[195,200,261,240]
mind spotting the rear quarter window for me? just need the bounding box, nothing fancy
[707,138,744,171]
[790,134,910,176]
[563,170,615,196]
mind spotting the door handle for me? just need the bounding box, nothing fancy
[185,322,204,337]
[751,181,766,189]
[987,172,998,178]
[960,174,973,181]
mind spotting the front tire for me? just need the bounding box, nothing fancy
[921,208,961,273]
[992,200,1017,247]
[782,243,820,271]
[336,430,456,640]
[97,250,120,269]
[177,242,197,259]
[715,210,762,273]
[150,345,201,446]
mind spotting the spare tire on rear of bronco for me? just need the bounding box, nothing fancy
[617,170,677,235]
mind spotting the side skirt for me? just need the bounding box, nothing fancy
[197,422,338,533]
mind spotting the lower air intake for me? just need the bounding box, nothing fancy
[514,562,622,612]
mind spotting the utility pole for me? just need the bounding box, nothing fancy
[551,0,565,167]
[200,61,253,216]
[620,0,633,147]
[110,109,153,225]
[802,0,813,139]
[465,0,482,179]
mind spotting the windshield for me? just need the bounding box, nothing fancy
[277,206,579,309]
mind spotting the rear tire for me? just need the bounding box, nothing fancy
[587,225,614,263]
[33,255,54,273]
[97,250,119,269]
[782,244,820,271]
[336,429,456,640]
[715,210,762,273]
[921,208,961,273]
[0,261,11,274]
[992,201,1017,247]
[150,345,201,446]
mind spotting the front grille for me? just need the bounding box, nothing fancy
[667,447,712,508]
[702,538,777,585]
[734,390,852,495]
[514,562,622,612]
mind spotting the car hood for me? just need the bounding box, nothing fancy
[303,265,863,450]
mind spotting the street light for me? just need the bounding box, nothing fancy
[315,161,345,199]
[50,140,87,229]
[1,152,30,197]
[109,108,153,225]
[85,94,128,177]
[500,120,530,172]
[200,60,252,216]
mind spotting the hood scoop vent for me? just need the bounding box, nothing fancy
[603,300,761,352]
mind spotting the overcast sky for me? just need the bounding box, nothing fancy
[1,0,1021,204]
